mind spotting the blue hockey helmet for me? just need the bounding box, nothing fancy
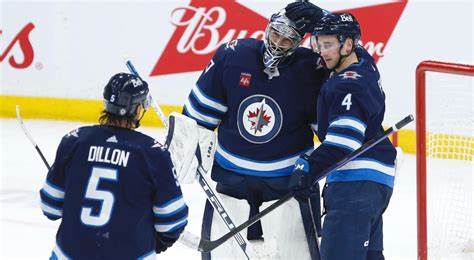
[312,12,361,48]
[103,73,150,118]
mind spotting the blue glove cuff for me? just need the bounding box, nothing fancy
[294,156,310,174]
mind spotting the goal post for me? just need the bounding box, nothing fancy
[416,60,474,260]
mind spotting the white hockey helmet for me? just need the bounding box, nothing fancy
[263,10,305,73]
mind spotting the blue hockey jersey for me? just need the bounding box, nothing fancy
[39,125,188,259]
[183,38,325,177]
[309,50,397,188]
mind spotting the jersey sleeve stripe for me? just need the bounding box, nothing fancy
[153,196,186,216]
[154,204,187,218]
[192,84,228,114]
[154,215,188,233]
[42,181,65,200]
[52,243,71,260]
[338,158,395,176]
[183,99,221,127]
[40,189,64,202]
[183,107,216,129]
[329,117,367,135]
[328,169,395,188]
[40,201,63,217]
[324,133,362,151]
[137,250,155,260]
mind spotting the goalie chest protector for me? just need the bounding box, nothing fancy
[184,38,325,177]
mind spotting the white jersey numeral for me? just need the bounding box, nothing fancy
[80,167,117,227]
[341,93,353,111]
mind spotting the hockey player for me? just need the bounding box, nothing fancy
[39,73,188,259]
[289,13,397,259]
[180,2,326,259]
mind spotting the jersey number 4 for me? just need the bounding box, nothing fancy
[80,167,118,227]
[341,93,352,111]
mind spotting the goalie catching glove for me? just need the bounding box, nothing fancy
[166,113,217,184]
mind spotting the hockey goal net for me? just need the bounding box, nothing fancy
[416,60,474,260]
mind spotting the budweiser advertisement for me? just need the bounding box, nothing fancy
[0,22,35,69]
[151,0,407,76]
[1,0,472,125]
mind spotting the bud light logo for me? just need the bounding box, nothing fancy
[0,23,36,69]
[152,0,407,76]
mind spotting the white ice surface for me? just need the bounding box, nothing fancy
[0,119,469,259]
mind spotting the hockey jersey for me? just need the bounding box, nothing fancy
[39,125,188,259]
[183,38,325,177]
[309,51,397,188]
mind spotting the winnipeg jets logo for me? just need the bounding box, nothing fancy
[247,98,271,134]
[237,95,282,144]
[339,71,362,80]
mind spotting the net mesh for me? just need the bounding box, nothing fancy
[425,72,473,258]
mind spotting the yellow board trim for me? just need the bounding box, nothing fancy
[0,95,182,128]
[5,95,472,160]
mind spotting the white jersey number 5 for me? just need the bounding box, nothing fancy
[80,167,117,227]
[341,93,352,111]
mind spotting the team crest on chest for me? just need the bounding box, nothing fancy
[237,94,283,144]
[339,71,362,80]
[239,72,252,87]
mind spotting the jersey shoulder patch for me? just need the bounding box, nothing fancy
[224,39,239,51]
[65,128,79,138]
[338,70,363,80]
[151,139,166,150]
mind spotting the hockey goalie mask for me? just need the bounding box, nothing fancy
[263,10,304,79]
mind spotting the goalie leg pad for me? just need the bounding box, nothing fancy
[257,198,312,260]
[204,193,250,260]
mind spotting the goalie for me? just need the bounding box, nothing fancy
[174,2,329,259]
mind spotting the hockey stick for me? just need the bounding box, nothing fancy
[178,114,414,252]
[16,105,51,170]
[125,60,252,259]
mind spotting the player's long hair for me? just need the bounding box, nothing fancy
[99,110,137,129]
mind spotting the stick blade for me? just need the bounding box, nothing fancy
[178,231,201,251]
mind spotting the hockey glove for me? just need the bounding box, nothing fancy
[288,154,316,201]
[285,1,325,33]
[155,233,177,254]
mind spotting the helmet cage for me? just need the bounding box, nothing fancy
[263,11,304,71]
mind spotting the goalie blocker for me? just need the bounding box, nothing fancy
[166,113,217,184]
